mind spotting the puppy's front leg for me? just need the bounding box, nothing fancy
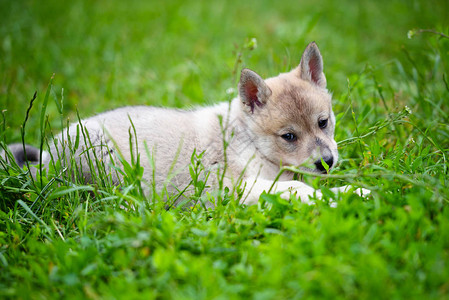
[242,179,370,206]
[242,177,321,205]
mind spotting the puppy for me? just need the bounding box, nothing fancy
[4,42,368,206]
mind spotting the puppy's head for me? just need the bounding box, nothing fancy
[238,42,338,174]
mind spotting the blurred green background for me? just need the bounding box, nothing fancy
[1,0,447,143]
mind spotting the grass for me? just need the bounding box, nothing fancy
[1,0,449,298]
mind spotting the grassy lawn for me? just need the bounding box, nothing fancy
[1,0,449,298]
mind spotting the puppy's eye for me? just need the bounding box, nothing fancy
[318,119,328,129]
[281,133,297,142]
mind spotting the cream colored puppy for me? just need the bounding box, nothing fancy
[5,42,368,206]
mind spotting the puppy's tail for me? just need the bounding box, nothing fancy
[1,143,49,168]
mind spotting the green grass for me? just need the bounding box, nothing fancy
[1,0,449,298]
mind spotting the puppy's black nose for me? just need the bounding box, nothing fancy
[314,157,334,173]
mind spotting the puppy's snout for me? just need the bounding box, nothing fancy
[314,156,334,173]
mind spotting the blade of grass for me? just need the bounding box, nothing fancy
[17,200,53,242]
[39,74,54,187]
[21,91,37,186]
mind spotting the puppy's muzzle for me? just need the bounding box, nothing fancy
[314,156,334,173]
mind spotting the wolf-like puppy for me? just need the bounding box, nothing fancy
[5,42,367,205]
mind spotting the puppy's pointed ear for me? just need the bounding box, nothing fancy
[297,42,327,88]
[238,69,272,113]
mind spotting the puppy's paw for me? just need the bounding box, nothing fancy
[275,181,320,205]
[282,188,317,205]
[333,185,371,197]
[354,187,371,197]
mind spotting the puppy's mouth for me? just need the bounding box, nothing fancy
[294,163,332,177]
[313,166,330,175]
[306,167,328,174]
[295,166,327,175]
[285,157,334,179]
[313,157,334,173]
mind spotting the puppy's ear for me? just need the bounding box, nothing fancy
[297,42,327,88]
[238,69,272,113]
